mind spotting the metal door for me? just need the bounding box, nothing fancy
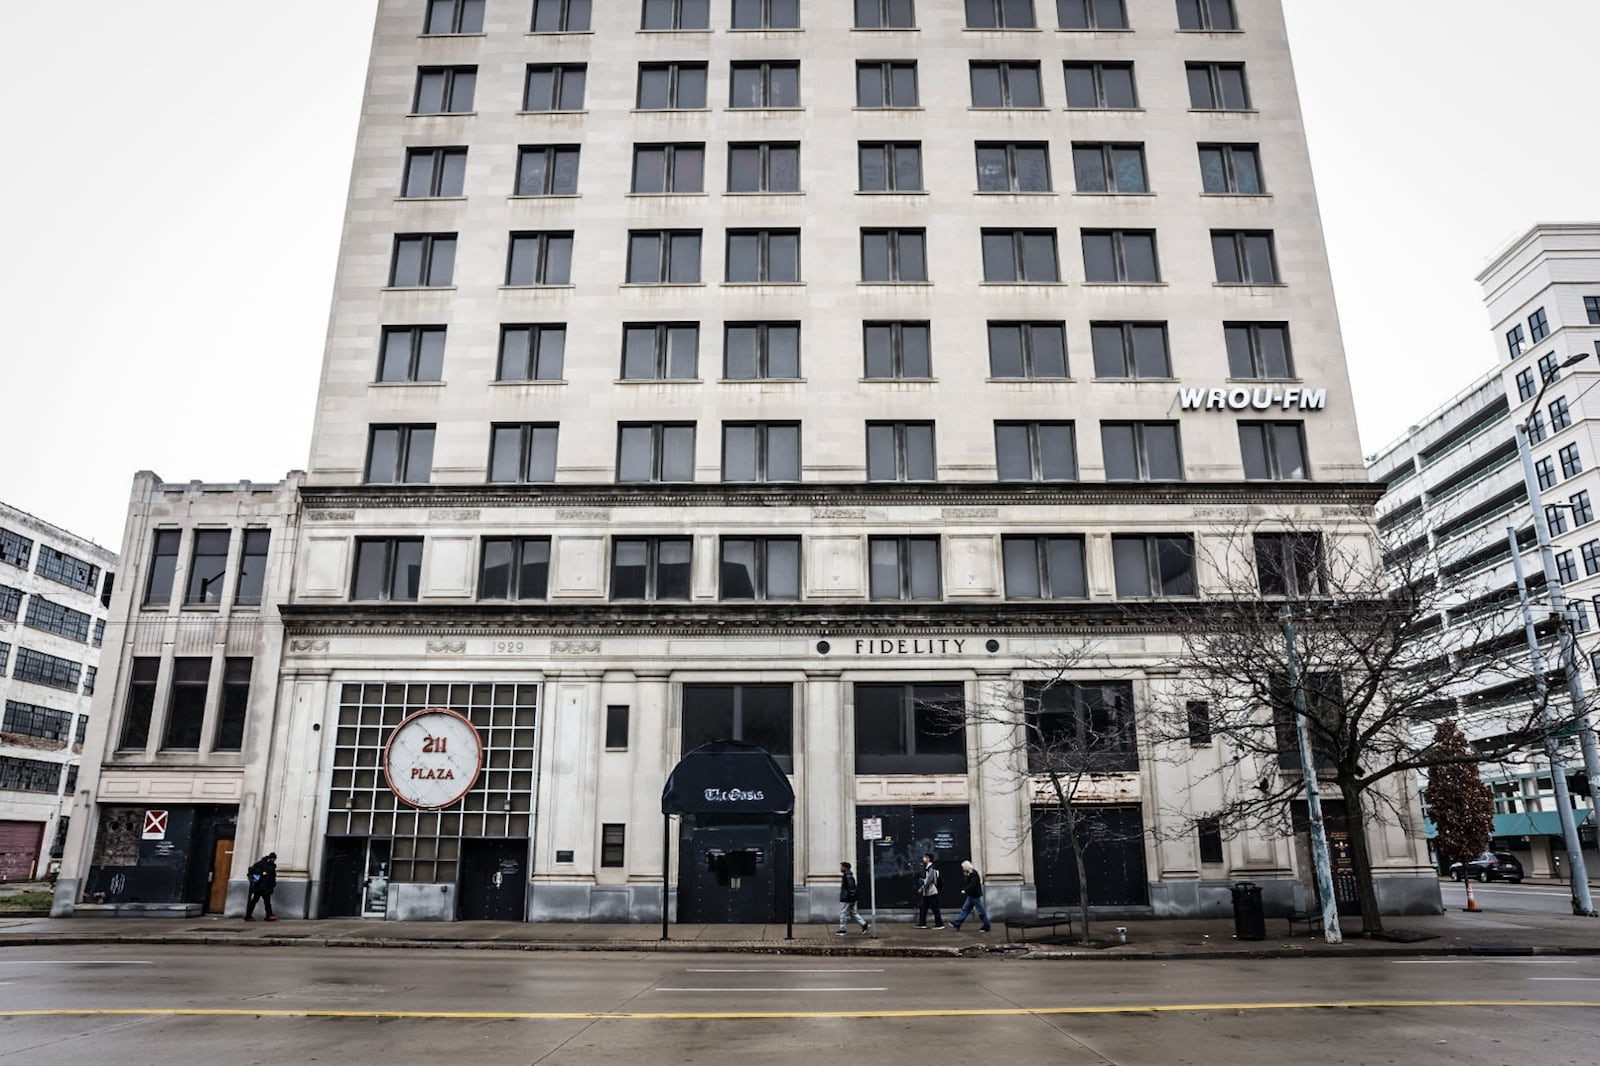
[678,823,776,923]
[1032,805,1150,907]
[320,837,366,917]
[0,821,44,882]
[457,839,528,921]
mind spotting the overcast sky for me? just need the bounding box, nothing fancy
[3,1,1597,549]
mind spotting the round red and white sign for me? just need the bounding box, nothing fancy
[383,708,483,810]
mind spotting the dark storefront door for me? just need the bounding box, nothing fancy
[458,839,528,921]
[853,805,970,910]
[206,837,234,913]
[321,837,367,918]
[1292,800,1362,917]
[678,820,780,923]
[1033,805,1150,907]
[0,821,44,882]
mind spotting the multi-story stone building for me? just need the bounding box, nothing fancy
[0,502,115,882]
[57,0,1433,922]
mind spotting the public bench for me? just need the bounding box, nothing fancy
[1003,912,1075,943]
[1285,909,1325,936]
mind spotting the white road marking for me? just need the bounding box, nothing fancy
[1392,959,1581,965]
[1466,887,1588,898]
[685,968,885,974]
[657,987,888,993]
[1528,977,1600,982]
[0,960,155,966]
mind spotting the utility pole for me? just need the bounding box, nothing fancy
[1280,606,1343,944]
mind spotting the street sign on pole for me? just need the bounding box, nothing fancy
[862,817,882,841]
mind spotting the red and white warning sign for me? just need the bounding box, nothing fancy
[141,810,169,840]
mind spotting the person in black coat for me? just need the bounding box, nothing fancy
[950,860,991,933]
[836,861,870,935]
[244,852,278,921]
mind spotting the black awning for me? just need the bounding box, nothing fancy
[661,740,795,815]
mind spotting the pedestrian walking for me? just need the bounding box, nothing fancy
[835,861,870,935]
[950,860,991,933]
[914,853,944,928]
[244,851,278,921]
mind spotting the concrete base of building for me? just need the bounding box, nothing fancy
[530,882,669,922]
[386,882,455,921]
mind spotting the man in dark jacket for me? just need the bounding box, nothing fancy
[836,861,870,935]
[915,853,944,929]
[950,860,991,933]
[244,852,278,921]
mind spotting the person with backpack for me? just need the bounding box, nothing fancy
[244,851,278,921]
[914,853,944,928]
[950,860,991,933]
[835,861,870,935]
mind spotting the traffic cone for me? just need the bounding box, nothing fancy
[1464,878,1480,912]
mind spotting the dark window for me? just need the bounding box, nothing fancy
[62,768,78,797]
[1092,322,1170,378]
[996,422,1077,481]
[728,142,801,192]
[861,229,927,282]
[532,0,591,31]
[0,641,8,675]
[967,0,1036,27]
[724,323,800,379]
[1002,535,1085,598]
[364,425,435,484]
[350,538,424,601]
[988,322,1066,378]
[525,64,587,111]
[1582,540,1600,577]
[867,422,936,481]
[1575,602,1592,634]
[413,66,476,113]
[853,682,965,774]
[982,229,1059,282]
[719,538,801,600]
[733,0,800,28]
[1586,296,1600,325]
[622,323,699,379]
[82,666,96,696]
[402,147,467,197]
[160,657,210,750]
[3,699,72,741]
[977,142,1052,192]
[426,0,485,33]
[0,528,32,569]
[214,658,252,752]
[118,658,160,749]
[13,646,82,692]
[632,143,705,193]
[605,705,630,749]
[1528,411,1547,446]
[1239,421,1308,480]
[683,685,795,768]
[1082,229,1159,282]
[507,231,575,285]
[1571,491,1594,526]
[722,423,801,482]
[1102,421,1183,479]
[0,584,19,622]
[23,596,90,643]
[516,145,581,195]
[626,230,701,284]
[638,63,709,109]
[497,325,566,381]
[488,423,559,483]
[35,546,99,594]
[478,537,551,599]
[1539,351,1563,385]
[0,756,61,794]
[730,61,800,107]
[1057,0,1127,29]
[601,824,626,867]
[856,0,916,28]
[617,423,696,482]
[1178,0,1236,29]
[868,537,941,599]
[1516,367,1537,402]
[1255,532,1326,596]
[1529,307,1549,342]
[181,530,230,606]
[390,234,456,287]
[611,538,692,600]
[969,61,1043,107]
[1536,457,1557,491]
[1272,672,1341,772]
[1072,143,1145,193]
[1225,323,1292,378]
[235,530,269,607]
[1200,144,1263,194]
[144,530,180,607]
[1063,61,1136,108]
[1024,680,1137,772]
[642,0,709,29]
[1551,396,1572,432]
[857,61,918,108]
[1506,323,1526,357]
[1547,503,1568,535]
[378,326,446,383]
[1198,817,1224,864]
[1213,230,1279,284]
[726,229,800,282]
[1112,534,1196,597]
[1187,62,1250,109]
[1187,700,1212,746]
[1557,549,1578,584]
[1561,443,1584,478]
[864,322,931,378]
[859,142,922,192]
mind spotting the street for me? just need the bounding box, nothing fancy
[1,944,1596,1065]
[1438,878,1595,916]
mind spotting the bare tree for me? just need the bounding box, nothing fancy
[1423,719,1495,906]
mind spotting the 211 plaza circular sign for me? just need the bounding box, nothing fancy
[383,708,483,809]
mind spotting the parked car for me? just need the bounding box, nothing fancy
[1448,852,1525,883]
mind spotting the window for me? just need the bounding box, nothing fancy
[1178,0,1236,29]
[1547,504,1569,536]
[13,646,82,692]
[82,666,96,696]
[515,145,580,196]
[637,63,708,109]
[996,423,1077,481]
[1112,534,1196,597]
[854,682,965,774]
[1587,296,1600,325]
[632,143,705,193]
[970,62,1043,107]
[728,142,800,192]
[1572,491,1594,526]
[967,0,1035,27]
[1507,324,1526,357]
[1225,323,1292,379]
[488,424,559,483]
[1199,143,1262,193]
[719,539,801,600]
[36,546,99,594]
[622,323,698,380]
[1551,396,1572,432]
[977,142,1052,192]
[183,530,231,606]
[867,422,936,481]
[1239,422,1308,480]
[601,825,626,868]
[426,0,484,33]
[856,0,915,28]
[210,658,251,752]
[232,529,269,607]
[3,700,72,742]
[1063,61,1136,108]
[23,596,90,643]
[364,425,435,484]
[157,657,209,750]
[730,61,800,107]
[1516,367,1537,402]
[683,685,794,767]
[1561,443,1584,478]
[642,0,709,30]
[617,423,696,482]
[611,538,692,600]
[532,0,590,31]
[733,0,799,28]
[507,231,574,285]
[497,325,566,381]
[1197,818,1224,863]
[1574,602,1593,634]
[402,147,467,197]
[856,61,918,108]
[1082,229,1159,282]
[413,67,476,113]
[722,423,800,482]
[1529,412,1545,444]
[1536,457,1556,491]
[868,537,941,600]
[605,705,630,749]
[0,756,61,795]
[350,538,423,601]
[1057,0,1126,29]
[1002,535,1085,598]
[864,322,931,378]
[478,537,551,599]
[1073,143,1145,193]
[861,229,927,282]
[1186,700,1212,746]
[377,326,445,384]
[1582,539,1600,577]
[1539,351,1562,385]
[989,322,1066,378]
[525,64,587,111]
[626,230,701,284]
[726,229,800,282]
[1255,532,1325,595]
[1529,307,1550,343]
[1102,422,1183,480]
[0,585,20,625]
[0,641,8,675]
[1024,681,1137,772]
[859,142,922,192]
[1187,62,1249,109]
[982,229,1059,283]
[118,658,159,749]
[1092,322,1170,378]
[1557,549,1578,585]
[725,323,800,379]
[390,234,456,287]
[144,530,180,607]
[1213,231,1279,284]
[0,527,31,569]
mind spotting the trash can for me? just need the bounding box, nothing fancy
[1230,881,1265,941]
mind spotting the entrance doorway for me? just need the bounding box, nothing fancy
[205,837,234,913]
[853,805,970,910]
[457,839,528,920]
[678,819,783,923]
[0,821,44,882]
[1032,805,1150,907]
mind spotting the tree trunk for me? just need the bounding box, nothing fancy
[1065,806,1093,945]
[1338,778,1383,934]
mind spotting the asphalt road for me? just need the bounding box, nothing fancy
[1437,878,1594,916]
[1,945,1596,1065]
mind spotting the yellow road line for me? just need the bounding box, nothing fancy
[1,1000,1595,1022]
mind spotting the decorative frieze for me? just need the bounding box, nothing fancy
[289,639,330,652]
[426,640,466,654]
[305,511,354,522]
[427,509,481,522]
[813,507,864,520]
[556,509,611,521]
[942,507,998,519]
[551,639,601,654]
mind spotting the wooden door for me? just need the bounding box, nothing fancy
[206,838,234,913]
